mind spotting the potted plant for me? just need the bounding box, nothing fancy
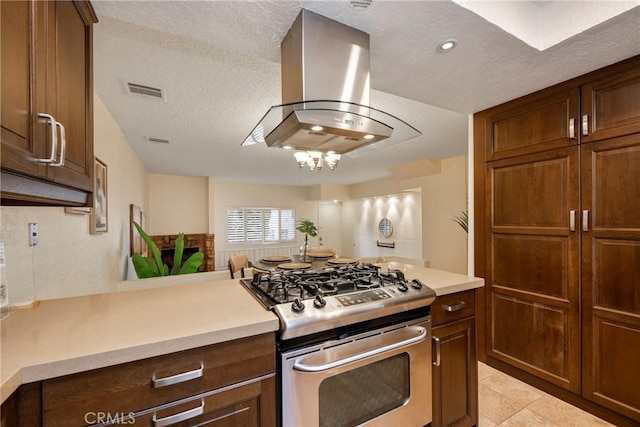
[131,222,204,278]
[296,219,318,262]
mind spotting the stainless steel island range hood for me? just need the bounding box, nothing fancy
[242,9,421,156]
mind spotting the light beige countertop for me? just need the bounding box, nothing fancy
[0,279,279,404]
[374,262,484,296]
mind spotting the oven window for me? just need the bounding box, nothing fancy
[318,353,410,427]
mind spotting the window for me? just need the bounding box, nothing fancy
[227,208,296,243]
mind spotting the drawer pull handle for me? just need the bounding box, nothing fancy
[432,336,441,366]
[152,399,204,427]
[443,301,466,312]
[152,362,203,388]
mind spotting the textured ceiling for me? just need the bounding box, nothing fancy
[92,1,640,186]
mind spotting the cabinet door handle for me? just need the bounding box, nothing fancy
[570,210,576,231]
[443,301,466,312]
[583,210,589,232]
[432,336,441,366]
[582,114,590,136]
[36,113,58,163]
[152,362,204,388]
[51,122,66,167]
[152,399,204,427]
[569,118,575,139]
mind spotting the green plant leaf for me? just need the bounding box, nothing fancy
[133,221,166,275]
[132,253,159,278]
[452,210,469,233]
[296,219,318,237]
[171,233,185,275]
[179,252,204,275]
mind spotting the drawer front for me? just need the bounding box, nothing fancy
[132,380,264,427]
[431,290,476,326]
[43,333,275,427]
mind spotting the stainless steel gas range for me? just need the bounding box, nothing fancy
[239,262,437,427]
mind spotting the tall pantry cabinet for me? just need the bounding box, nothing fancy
[474,55,640,426]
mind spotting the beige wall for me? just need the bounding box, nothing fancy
[421,155,468,274]
[147,174,209,235]
[0,94,148,304]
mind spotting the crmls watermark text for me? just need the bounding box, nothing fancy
[84,412,135,425]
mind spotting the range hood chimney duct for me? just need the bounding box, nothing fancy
[242,9,420,155]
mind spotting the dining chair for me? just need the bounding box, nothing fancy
[228,254,251,279]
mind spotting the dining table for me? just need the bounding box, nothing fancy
[252,253,359,272]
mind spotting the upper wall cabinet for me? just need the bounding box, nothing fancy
[0,0,97,206]
[581,62,640,143]
[483,56,640,162]
[484,86,579,161]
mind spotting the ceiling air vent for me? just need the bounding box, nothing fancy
[126,82,165,100]
[349,0,373,11]
[147,137,170,144]
[344,137,361,141]
[308,131,327,136]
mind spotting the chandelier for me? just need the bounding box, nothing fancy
[293,151,342,171]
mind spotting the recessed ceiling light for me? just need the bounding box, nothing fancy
[311,125,324,132]
[282,145,293,150]
[363,134,375,140]
[436,39,457,53]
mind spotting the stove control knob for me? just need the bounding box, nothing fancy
[313,295,326,309]
[411,279,424,290]
[291,298,305,312]
[398,283,408,292]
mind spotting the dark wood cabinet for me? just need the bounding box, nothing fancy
[485,147,581,393]
[0,382,42,427]
[0,0,47,179]
[2,334,276,427]
[581,134,640,421]
[0,0,97,206]
[475,54,640,426]
[484,86,579,161]
[41,333,276,427]
[580,63,640,143]
[133,376,276,427]
[431,290,478,427]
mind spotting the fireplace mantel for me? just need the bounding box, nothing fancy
[150,233,215,272]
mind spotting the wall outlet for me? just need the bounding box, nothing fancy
[29,223,38,246]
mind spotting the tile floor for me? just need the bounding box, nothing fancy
[478,362,614,427]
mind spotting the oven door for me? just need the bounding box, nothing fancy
[281,321,431,427]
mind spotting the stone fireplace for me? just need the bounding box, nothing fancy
[150,234,215,273]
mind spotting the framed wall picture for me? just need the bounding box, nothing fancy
[130,204,148,257]
[91,157,108,234]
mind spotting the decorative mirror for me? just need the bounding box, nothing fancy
[378,218,393,238]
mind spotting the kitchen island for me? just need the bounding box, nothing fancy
[1,263,483,426]
[0,279,280,404]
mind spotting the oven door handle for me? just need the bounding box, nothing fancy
[293,326,427,373]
